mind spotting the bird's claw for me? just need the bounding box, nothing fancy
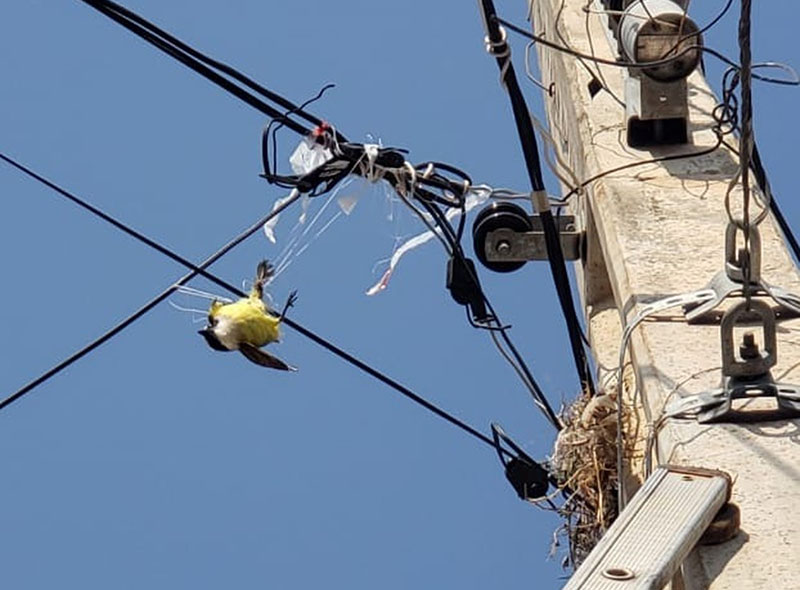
[279,290,299,320]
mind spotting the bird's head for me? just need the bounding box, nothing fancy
[198,325,228,351]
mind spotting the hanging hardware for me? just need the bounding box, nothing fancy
[666,299,800,423]
[684,223,800,323]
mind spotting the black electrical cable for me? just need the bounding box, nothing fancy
[478,0,596,398]
[659,0,734,59]
[499,15,703,70]
[282,317,511,456]
[415,187,562,430]
[0,153,514,461]
[0,152,240,295]
[0,181,301,412]
[79,0,335,140]
[480,3,545,191]
[67,0,562,431]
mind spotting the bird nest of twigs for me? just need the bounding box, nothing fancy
[541,386,632,569]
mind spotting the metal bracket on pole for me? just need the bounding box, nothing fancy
[683,223,800,323]
[563,465,732,590]
[666,299,800,423]
[484,214,582,262]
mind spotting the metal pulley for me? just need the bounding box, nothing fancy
[472,202,532,273]
[472,201,582,273]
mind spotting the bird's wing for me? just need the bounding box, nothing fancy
[239,342,296,371]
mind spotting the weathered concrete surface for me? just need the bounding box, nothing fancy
[528,1,800,588]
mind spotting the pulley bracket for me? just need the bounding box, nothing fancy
[484,214,582,263]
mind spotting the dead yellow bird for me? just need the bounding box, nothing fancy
[198,261,297,371]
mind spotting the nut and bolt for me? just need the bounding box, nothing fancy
[496,240,511,254]
[739,332,760,360]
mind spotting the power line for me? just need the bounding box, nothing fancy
[0,152,246,295]
[554,135,725,206]
[394,178,562,429]
[750,143,800,265]
[0,168,301,412]
[75,0,565,428]
[0,152,517,460]
[24,0,565,434]
[80,0,334,140]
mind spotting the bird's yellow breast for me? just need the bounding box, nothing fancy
[210,296,281,348]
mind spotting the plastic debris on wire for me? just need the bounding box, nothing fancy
[264,136,335,243]
[365,186,492,296]
[264,137,375,244]
[263,132,495,293]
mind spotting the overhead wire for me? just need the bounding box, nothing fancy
[400,176,562,429]
[556,0,624,107]
[0,184,302,412]
[750,144,800,265]
[70,0,565,431]
[714,64,800,266]
[554,136,725,207]
[657,0,734,61]
[0,152,524,462]
[79,0,332,140]
[408,179,563,428]
[554,52,768,208]
[479,0,597,399]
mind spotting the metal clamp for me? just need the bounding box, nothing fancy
[665,376,800,424]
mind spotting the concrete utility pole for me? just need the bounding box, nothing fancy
[527,1,800,588]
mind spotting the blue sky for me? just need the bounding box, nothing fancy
[2,2,798,588]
